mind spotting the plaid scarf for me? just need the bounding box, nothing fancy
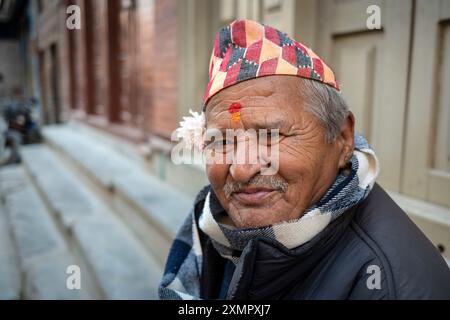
[159,133,379,300]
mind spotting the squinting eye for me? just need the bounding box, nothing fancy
[260,132,281,145]
[211,139,233,152]
[214,139,232,146]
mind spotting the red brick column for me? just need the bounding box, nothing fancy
[106,0,122,123]
[151,0,179,138]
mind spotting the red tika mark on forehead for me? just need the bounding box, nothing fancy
[228,102,241,122]
[228,102,241,114]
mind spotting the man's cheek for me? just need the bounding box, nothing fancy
[206,164,229,189]
[277,154,303,182]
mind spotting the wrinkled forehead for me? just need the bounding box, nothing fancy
[204,75,304,127]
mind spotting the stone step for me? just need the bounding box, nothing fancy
[20,145,163,299]
[0,195,21,300]
[73,216,162,299]
[0,165,90,299]
[67,120,209,199]
[42,125,193,264]
[21,145,99,228]
[23,250,94,299]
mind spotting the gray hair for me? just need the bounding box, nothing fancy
[298,78,349,143]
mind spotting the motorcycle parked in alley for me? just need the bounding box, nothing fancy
[0,98,42,166]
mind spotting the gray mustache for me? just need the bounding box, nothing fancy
[223,175,288,198]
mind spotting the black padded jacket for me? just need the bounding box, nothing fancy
[195,184,450,299]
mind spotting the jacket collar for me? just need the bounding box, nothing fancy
[226,204,358,299]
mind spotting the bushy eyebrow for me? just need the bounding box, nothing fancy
[253,118,285,130]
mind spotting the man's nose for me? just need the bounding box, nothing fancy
[229,138,262,183]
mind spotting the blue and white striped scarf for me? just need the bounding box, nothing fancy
[159,133,379,300]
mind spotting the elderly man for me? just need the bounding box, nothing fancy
[160,20,450,300]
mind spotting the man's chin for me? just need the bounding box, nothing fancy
[228,207,283,229]
[222,193,290,228]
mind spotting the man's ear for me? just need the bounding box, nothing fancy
[337,111,355,169]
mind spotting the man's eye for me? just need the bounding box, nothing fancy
[260,132,281,145]
[214,139,232,146]
[210,139,233,152]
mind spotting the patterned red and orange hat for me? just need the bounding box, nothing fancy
[203,19,340,108]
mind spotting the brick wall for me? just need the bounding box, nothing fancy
[137,0,155,134]
[151,0,178,138]
[31,0,180,140]
[35,0,68,124]
[91,0,108,117]
[69,0,87,112]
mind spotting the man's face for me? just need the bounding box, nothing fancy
[205,76,352,228]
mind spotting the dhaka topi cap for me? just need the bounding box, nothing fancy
[203,19,340,109]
